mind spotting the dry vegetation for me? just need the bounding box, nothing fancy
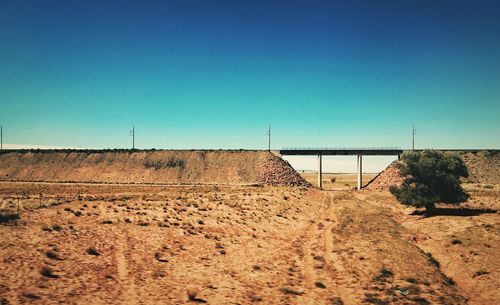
[0,151,497,304]
[1,178,497,304]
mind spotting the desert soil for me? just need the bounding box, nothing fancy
[300,173,377,190]
[1,179,497,304]
[0,150,309,187]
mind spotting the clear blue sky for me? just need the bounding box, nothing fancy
[1,0,499,150]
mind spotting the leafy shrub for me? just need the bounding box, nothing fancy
[390,150,469,213]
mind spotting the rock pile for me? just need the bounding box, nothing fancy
[364,161,404,191]
[259,155,312,187]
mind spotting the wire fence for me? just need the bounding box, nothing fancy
[0,190,83,223]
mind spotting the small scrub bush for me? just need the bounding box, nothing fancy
[41,225,53,232]
[314,281,326,288]
[330,297,344,305]
[187,290,207,303]
[473,270,489,278]
[46,251,64,261]
[280,287,303,295]
[41,266,59,278]
[154,252,168,262]
[87,247,100,256]
[372,268,393,283]
[411,297,431,304]
[0,213,20,223]
[380,268,393,277]
[424,252,440,268]
[144,158,186,170]
[22,293,41,301]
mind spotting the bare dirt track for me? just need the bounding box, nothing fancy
[1,181,490,305]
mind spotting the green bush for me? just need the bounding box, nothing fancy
[390,150,469,213]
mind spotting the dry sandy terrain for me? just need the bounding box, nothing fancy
[301,173,377,190]
[2,179,496,304]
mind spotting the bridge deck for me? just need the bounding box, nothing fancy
[280,147,403,156]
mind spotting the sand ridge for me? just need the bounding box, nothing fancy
[0,150,310,187]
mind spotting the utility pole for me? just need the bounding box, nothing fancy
[130,126,135,149]
[267,125,271,151]
[412,125,416,151]
[0,125,2,150]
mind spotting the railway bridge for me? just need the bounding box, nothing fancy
[279,147,403,190]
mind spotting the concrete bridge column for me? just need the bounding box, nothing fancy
[318,154,323,189]
[357,154,363,190]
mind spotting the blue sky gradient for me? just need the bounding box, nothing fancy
[1,0,499,150]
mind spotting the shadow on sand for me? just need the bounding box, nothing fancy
[411,207,497,217]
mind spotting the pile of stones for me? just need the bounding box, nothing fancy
[259,155,312,187]
[364,161,404,191]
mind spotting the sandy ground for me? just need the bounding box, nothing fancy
[0,180,498,305]
[300,173,377,190]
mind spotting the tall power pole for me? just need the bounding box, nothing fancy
[267,125,271,151]
[412,125,416,151]
[130,126,135,149]
[0,125,2,150]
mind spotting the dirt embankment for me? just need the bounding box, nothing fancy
[364,162,404,191]
[355,188,500,305]
[365,150,499,191]
[461,151,500,184]
[0,150,310,187]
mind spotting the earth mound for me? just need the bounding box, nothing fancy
[0,150,310,187]
[364,161,404,191]
[365,150,499,191]
[259,154,312,187]
[461,151,499,184]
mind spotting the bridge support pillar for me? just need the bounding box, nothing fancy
[318,154,323,189]
[357,154,363,190]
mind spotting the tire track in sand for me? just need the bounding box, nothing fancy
[115,230,138,305]
[296,192,346,305]
[321,194,358,304]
